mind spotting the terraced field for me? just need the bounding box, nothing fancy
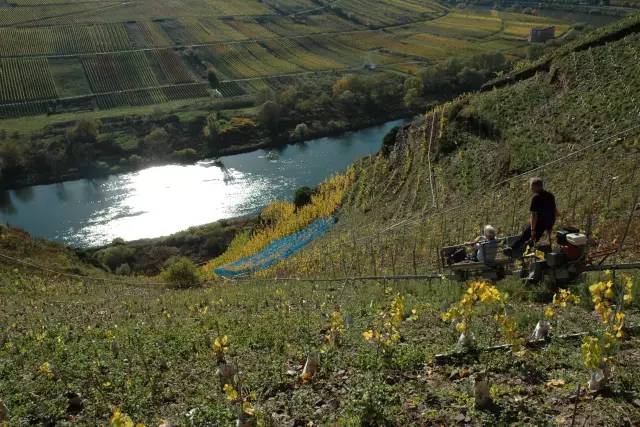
[153,49,194,84]
[82,51,158,93]
[0,23,132,57]
[336,0,447,26]
[0,58,57,103]
[0,0,575,118]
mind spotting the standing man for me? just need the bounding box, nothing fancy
[510,177,557,251]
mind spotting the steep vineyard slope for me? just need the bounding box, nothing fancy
[347,13,640,222]
[2,15,640,427]
[264,13,640,279]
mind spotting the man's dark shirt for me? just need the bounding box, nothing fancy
[530,189,556,231]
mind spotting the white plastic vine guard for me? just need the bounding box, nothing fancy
[302,352,320,376]
[216,364,236,391]
[236,412,257,427]
[589,361,612,391]
[531,320,551,341]
[474,373,491,409]
[457,331,475,348]
[0,399,8,422]
[345,316,354,327]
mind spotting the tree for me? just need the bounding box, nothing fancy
[115,263,131,276]
[294,186,314,208]
[404,76,424,94]
[143,128,171,158]
[294,123,309,138]
[0,142,23,179]
[65,119,100,169]
[207,68,219,88]
[0,142,23,170]
[67,119,100,145]
[527,43,546,60]
[456,67,485,91]
[257,100,282,130]
[203,112,221,149]
[95,246,135,271]
[338,90,357,114]
[404,88,420,110]
[279,86,297,108]
[256,88,277,105]
[381,126,400,156]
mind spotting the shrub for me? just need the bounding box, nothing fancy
[93,161,110,177]
[161,257,202,288]
[171,148,199,163]
[327,120,345,133]
[128,154,144,168]
[257,101,281,129]
[527,43,546,60]
[294,186,314,208]
[115,263,131,276]
[95,246,135,271]
[381,126,400,156]
[294,123,309,138]
[207,68,219,88]
[219,118,257,144]
[112,237,125,246]
[67,119,100,145]
[143,128,171,158]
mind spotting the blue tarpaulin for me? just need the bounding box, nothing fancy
[214,217,335,276]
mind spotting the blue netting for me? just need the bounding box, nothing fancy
[214,217,335,276]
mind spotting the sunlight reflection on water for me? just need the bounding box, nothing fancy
[0,119,405,247]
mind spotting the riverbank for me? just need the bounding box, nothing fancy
[0,71,414,190]
[82,215,260,276]
[0,108,410,191]
[0,118,406,247]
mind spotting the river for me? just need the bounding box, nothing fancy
[0,119,405,247]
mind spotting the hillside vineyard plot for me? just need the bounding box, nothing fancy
[137,21,172,48]
[0,2,121,27]
[0,24,132,57]
[200,42,305,79]
[0,58,57,103]
[336,0,446,26]
[95,84,210,109]
[0,0,573,118]
[82,51,158,93]
[153,49,194,84]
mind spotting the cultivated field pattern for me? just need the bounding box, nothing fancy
[0,0,570,118]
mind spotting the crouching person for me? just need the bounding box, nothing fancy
[468,225,498,262]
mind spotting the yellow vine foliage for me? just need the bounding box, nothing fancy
[109,408,145,427]
[363,294,405,356]
[545,289,580,319]
[261,201,295,225]
[203,168,355,278]
[442,281,526,353]
[581,276,634,370]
